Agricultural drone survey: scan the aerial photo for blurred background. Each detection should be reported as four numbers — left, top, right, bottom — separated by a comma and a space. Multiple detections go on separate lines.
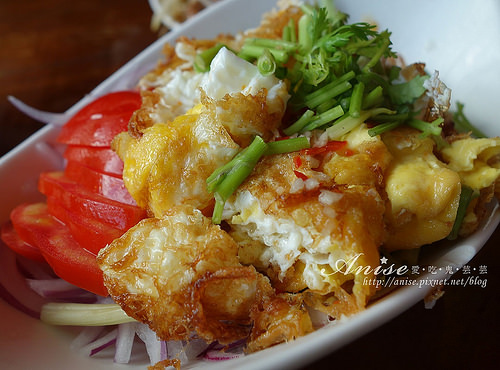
0, 0, 498, 368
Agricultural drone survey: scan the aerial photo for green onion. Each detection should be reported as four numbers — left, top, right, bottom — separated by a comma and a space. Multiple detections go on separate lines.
244, 37, 297, 52
316, 99, 338, 114
194, 43, 226, 73
348, 81, 365, 118
257, 49, 277, 76
326, 107, 395, 139
265, 137, 310, 155
407, 117, 443, 138
304, 80, 352, 109
298, 13, 313, 51
40, 303, 136, 326
237, 44, 290, 64
448, 185, 478, 240
361, 32, 391, 73
301, 104, 344, 132
208, 136, 268, 224
368, 121, 401, 137
283, 18, 297, 43
303, 71, 355, 108
283, 109, 315, 135
453, 102, 486, 138
362, 85, 384, 109
373, 112, 409, 122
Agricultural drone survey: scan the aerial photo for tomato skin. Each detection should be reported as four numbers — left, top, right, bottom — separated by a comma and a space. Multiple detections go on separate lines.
10, 203, 107, 296
57, 91, 141, 147
64, 160, 136, 205
1, 222, 45, 263
63, 146, 124, 176
38, 171, 145, 231
46, 197, 123, 255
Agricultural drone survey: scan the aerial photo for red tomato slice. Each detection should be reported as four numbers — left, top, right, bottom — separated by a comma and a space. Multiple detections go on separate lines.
64, 160, 136, 205
1, 222, 45, 263
38, 171, 146, 231
10, 203, 107, 296
57, 91, 141, 147
63, 146, 124, 176
46, 197, 123, 255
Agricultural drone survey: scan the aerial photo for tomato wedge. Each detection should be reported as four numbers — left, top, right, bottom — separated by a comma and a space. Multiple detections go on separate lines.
57, 91, 141, 147
10, 203, 107, 296
38, 171, 145, 231
1, 222, 45, 263
46, 198, 123, 255
64, 160, 136, 205
63, 146, 124, 176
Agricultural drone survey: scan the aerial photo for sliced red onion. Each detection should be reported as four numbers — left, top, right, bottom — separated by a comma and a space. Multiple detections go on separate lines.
114, 322, 136, 364
183, 338, 210, 361
135, 322, 163, 365
166, 339, 188, 364
7, 95, 67, 125
15, 255, 55, 280
79, 328, 118, 357
307, 306, 333, 329
0, 242, 48, 318
26, 278, 97, 303
71, 326, 105, 351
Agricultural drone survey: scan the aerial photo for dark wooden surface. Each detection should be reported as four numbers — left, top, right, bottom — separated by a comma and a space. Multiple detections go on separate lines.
0, 1, 498, 369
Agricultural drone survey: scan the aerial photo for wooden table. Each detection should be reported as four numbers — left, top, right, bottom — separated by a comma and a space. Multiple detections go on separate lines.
0, 1, 498, 369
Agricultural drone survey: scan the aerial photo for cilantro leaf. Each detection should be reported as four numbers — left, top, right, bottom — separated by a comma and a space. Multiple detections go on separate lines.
387, 74, 429, 105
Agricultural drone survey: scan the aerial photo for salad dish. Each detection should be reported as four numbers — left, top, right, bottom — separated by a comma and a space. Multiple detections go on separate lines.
1, 0, 499, 369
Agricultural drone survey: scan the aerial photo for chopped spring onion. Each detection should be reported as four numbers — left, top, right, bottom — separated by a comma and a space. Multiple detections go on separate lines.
282, 18, 297, 43
194, 43, 227, 72
361, 31, 391, 73
361, 85, 384, 109
348, 81, 365, 118
301, 104, 344, 132
453, 102, 486, 138
303, 71, 355, 108
257, 49, 277, 76
326, 107, 395, 139
368, 121, 401, 137
264, 137, 310, 155
40, 302, 137, 326
283, 109, 315, 135
208, 136, 268, 224
448, 185, 478, 240
407, 117, 444, 139
298, 13, 314, 51
238, 44, 290, 64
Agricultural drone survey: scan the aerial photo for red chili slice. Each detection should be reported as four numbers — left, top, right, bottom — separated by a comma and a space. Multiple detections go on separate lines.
301, 140, 348, 156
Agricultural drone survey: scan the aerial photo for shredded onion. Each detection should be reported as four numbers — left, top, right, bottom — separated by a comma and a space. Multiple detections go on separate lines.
80, 328, 118, 357
135, 322, 165, 365
0, 242, 48, 318
27, 278, 97, 303
7, 95, 66, 125
114, 322, 137, 363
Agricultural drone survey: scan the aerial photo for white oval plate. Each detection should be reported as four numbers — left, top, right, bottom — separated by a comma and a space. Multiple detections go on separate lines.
1, 0, 499, 369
